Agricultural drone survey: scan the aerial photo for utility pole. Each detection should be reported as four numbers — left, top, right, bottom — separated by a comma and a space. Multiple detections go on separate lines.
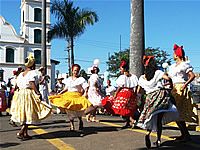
67, 39, 71, 75
41, 0, 47, 74
108, 52, 110, 70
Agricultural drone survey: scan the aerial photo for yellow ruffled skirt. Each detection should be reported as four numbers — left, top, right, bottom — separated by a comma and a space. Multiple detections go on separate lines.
48, 92, 92, 111
171, 83, 197, 122
10, 89, 52, 124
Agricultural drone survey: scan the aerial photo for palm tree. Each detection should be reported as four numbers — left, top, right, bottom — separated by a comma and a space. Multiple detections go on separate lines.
129, 0, 145, 77
48, 0, 98, 73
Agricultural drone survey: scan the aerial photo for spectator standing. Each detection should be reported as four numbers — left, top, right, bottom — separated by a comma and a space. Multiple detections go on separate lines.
38, 67, 50, 104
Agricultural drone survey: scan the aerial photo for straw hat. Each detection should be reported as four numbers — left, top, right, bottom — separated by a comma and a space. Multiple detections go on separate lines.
25, 54, 35, 68
57, 74, 64, 80
38, 66, 45, 71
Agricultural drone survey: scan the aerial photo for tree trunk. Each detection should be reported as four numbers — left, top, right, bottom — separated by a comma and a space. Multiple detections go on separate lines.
129, 0, 145, 78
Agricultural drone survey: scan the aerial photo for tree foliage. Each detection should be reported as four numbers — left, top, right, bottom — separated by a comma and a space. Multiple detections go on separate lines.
48, 0, 98, 68
107, 47, 171, 75
80, 69, 88, 80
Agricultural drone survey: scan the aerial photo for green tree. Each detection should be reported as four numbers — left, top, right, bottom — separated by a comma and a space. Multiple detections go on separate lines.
107, 47, 171, 75
145, 47, 171, 67
107, 49, 129, 76
48, 0, 98, 72
80, 69, 88, 81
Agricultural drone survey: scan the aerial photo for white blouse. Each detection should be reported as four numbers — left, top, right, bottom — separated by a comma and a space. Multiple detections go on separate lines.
64, 77, 89, 92
105, 85, 116, 96
88, 74, 101, 89
116, 74, 138, 88
16, 70, 36, 89
138, 70, 164, 94
168, 61, 193, 84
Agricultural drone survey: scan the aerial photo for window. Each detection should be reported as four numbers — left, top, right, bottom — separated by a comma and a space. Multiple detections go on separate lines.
34, 50, 41, 64
34, 8, 41, 22
6, 48, 14, 63
34, 29, 41, 43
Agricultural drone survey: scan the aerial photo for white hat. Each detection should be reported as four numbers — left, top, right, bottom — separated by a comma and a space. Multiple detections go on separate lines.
57, 74, 64, 80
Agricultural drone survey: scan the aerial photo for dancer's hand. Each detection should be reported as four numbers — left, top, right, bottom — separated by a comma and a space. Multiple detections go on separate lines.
180, 84, 186, 91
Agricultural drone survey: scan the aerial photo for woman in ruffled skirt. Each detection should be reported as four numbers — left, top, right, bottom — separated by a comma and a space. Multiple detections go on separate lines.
48, 64, 92, 131
101, 60, 138, 128
10, 54, 52, 140
86, 66, 104, 122
168, 44, 196, 142
136, 56, 179, 148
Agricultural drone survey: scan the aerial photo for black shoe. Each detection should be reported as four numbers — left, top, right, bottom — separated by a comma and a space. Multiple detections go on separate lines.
21, 136, 32, 141
16, 133, 23, 139
145, 135, 151, 149
9, 120, 18, 127
122, 123, 131, 129
153, 140, 161, 148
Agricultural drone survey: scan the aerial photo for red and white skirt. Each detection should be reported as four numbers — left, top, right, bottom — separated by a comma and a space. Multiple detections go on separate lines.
102, 88, 137, 117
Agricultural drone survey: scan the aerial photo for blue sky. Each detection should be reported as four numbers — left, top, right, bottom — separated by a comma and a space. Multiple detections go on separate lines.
1, 0, 200, 74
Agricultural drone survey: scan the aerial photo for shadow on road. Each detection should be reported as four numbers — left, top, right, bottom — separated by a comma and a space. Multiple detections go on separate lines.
31, 126, 120, 139
82, 126, 121, 136
0, 142, 20, 148
136, 135, 200, 150
32, 130, 83, 139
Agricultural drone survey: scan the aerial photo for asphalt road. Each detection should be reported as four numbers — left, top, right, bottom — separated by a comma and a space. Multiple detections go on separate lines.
0, 113, 200, 150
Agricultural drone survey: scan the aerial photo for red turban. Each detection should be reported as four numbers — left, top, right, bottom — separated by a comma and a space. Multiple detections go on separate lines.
173, 44, 184, 57
143, 55, 155, 66
13, 70, 17, 75
120, 60, 127, 68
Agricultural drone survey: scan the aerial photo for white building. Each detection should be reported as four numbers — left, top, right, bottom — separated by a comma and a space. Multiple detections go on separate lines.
0, 0, 58, 90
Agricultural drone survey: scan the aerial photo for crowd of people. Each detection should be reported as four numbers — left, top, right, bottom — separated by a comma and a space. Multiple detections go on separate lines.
0, 44, 197, 148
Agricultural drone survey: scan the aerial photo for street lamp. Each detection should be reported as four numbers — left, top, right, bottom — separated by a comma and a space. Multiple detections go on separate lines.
0, 68, 4, 82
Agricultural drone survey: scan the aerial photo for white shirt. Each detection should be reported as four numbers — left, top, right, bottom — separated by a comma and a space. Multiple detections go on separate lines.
105, 85, 116, 96
116, 74, 138, 88
138, 70, 164, 94
88, 74, 101, 89
64, 76, 89, 92
168, 61, 193, 84
16, 70, 36, 89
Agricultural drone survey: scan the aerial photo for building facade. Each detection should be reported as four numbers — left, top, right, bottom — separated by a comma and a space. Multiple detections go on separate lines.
0, 0, 58, 90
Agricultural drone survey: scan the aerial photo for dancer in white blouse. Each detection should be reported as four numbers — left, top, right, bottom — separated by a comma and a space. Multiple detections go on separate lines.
168, 44, 196, 142
101, 60, 138, 128
49, 64, 92, 131
10, 54, 51, 140
137, 56, 178, 148
87, 66, 104, 122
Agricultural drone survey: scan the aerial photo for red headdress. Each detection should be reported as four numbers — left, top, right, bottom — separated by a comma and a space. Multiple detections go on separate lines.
120, 60, 127, 68
173, 44, 184, 58
72, 64, 81, 71
143, 55, 155, 66
13, 70, 17, 75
